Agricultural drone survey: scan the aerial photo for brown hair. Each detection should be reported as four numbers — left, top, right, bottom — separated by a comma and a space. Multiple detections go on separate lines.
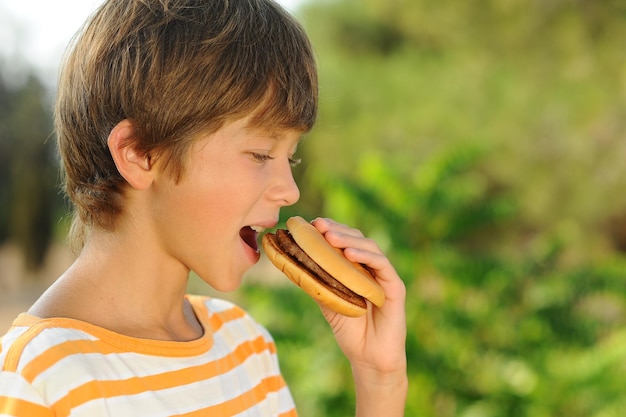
55, 0, 318, 249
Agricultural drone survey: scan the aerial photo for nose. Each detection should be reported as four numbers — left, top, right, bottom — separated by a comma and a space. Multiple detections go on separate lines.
271, 162, 300, 207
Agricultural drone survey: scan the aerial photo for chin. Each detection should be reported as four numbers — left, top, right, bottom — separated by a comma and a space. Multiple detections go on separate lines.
196, 270, 245, 293
212, 280, 243, 293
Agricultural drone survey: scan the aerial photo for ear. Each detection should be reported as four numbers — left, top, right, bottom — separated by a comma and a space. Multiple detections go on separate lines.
107, 119, 153, 190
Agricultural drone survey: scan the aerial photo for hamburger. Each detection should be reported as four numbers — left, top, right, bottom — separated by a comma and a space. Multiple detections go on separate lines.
261, 216, 385, 317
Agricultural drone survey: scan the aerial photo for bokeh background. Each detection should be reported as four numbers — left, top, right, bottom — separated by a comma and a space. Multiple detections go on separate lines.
2, 0, 626, 416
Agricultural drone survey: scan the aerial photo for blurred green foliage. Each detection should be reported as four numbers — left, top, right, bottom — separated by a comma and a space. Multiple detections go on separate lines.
245, 0, 626, 416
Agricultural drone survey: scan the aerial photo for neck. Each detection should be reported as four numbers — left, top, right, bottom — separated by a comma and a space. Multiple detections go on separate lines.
30, 225, 203, 342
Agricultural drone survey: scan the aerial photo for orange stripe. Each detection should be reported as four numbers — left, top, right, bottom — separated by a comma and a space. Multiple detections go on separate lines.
279, 410, 299, 417
0, 396, 55, 417
216, 305, 247, 323
2, 323, 48, 372
21, 339, 122, 383
52, 335, 275, 417
173, 375, 288, 417
207, 305, 247, 332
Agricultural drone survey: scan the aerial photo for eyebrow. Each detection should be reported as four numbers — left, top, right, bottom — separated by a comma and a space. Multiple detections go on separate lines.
243, 127, 305, 145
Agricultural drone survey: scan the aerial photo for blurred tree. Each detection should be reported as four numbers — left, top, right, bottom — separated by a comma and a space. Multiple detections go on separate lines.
0, 65, 61, 270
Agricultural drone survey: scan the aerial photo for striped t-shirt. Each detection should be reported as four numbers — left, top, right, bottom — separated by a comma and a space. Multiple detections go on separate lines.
0, 295, 297, 417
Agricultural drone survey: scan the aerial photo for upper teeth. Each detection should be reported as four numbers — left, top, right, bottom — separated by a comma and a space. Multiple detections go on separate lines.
251, 226, 266, 233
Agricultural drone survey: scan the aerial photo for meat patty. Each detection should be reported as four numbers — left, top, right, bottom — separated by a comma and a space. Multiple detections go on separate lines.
275, 229, 367, 308
276, 229, 367, 308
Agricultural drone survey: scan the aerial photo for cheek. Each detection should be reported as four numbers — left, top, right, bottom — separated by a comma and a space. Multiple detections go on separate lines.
178, 179, 246, 230
163, 158, 260, 228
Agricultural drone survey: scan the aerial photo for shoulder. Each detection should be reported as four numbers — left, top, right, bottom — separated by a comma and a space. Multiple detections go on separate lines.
1, 314, 100, 375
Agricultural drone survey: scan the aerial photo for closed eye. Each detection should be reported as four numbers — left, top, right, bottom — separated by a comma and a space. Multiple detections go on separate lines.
251, 152, 301, 168
250, 152, 274, 163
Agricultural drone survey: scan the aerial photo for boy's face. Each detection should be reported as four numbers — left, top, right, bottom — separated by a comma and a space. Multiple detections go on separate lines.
148, 116, 302, 291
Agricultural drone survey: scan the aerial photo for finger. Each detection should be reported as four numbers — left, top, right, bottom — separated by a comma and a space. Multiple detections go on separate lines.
343, 247, 404, 291
323, 231, 382, 254
311, 217, 364, 238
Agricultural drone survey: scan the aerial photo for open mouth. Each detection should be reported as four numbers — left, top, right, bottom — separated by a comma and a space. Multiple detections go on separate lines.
240, 226, 266, 253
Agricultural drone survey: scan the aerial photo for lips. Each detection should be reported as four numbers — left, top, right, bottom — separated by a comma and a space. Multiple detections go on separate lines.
239, 225, 266, 253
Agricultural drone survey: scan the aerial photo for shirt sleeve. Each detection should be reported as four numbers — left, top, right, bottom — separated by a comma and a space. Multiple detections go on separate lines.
255, 322, 282, 365
0, 371, 54, 417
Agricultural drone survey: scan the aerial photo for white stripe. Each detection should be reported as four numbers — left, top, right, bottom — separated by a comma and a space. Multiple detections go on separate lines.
1, 326, 29, 349
0, 326, 29, 368
205, 298, 240, 313
0, 371, 47, 406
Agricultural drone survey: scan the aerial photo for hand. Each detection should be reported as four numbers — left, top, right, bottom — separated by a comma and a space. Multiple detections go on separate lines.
311, 218, 407, 417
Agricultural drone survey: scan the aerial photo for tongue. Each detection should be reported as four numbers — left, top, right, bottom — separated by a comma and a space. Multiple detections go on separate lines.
240, 227, 259, 252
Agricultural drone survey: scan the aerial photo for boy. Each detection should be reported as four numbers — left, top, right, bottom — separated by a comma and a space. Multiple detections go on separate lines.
0, 0, 407, 416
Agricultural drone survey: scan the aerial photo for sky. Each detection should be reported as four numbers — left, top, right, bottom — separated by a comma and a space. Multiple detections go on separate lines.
0, 0, 304, 88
